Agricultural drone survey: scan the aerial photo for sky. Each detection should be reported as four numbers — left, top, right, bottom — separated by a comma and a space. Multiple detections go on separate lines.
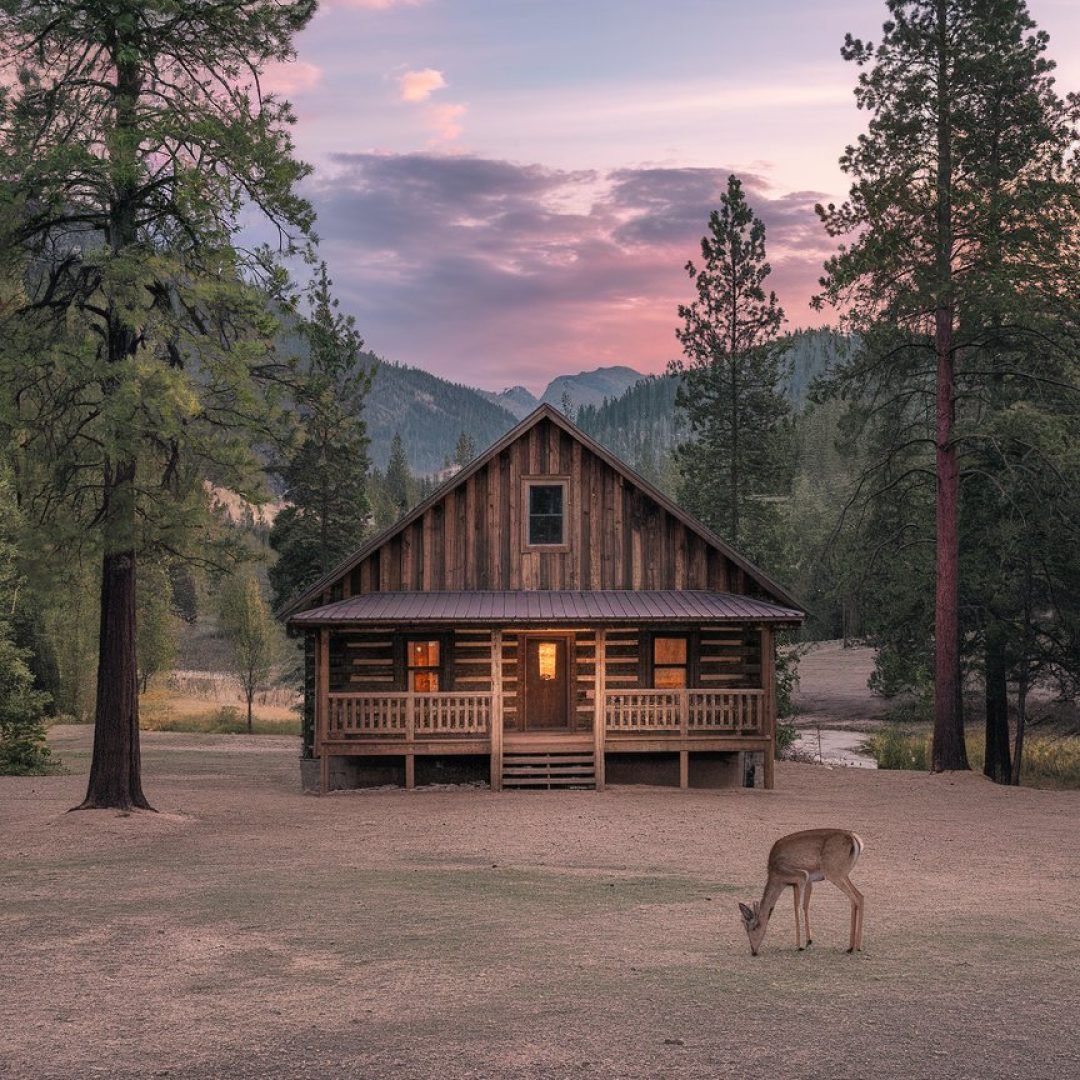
263, 0, 1080, 392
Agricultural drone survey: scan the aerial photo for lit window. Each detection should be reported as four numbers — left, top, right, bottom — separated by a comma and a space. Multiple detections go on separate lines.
538, 641, 558, 681
408, 640, 440, 692
653, 636, 688, 689
527, 483, 565, 546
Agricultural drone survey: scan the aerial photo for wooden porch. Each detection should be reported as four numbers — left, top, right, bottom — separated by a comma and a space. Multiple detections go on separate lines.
313, 626, 778, 792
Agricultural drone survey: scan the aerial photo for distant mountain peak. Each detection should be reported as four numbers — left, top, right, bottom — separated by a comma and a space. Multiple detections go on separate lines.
540, 365, 645, 412
478, 384, 539, 420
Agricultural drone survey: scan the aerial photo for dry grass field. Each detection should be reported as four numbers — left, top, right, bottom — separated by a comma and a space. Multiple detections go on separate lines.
3, 720, 1079, 1080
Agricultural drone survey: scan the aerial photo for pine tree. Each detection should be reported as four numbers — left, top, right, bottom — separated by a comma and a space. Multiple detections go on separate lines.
453, 431, 476, 468
0, 1, 316, 807
385, 433, 413, 518
269, 265, 373, 610
815, 0, 1080, 773
668, 175, 792, 566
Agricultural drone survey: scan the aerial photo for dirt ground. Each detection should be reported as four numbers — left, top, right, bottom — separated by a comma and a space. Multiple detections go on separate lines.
3, 716, 1080, 1080
790, 641, 891, 730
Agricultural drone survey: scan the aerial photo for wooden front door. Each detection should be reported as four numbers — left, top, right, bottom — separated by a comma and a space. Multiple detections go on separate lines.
522, 636, 571, 730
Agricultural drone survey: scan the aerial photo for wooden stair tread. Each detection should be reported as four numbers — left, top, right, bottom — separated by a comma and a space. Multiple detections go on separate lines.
502, 754, 594, 765
503, 766, 596, 777
500, 748, 597, 790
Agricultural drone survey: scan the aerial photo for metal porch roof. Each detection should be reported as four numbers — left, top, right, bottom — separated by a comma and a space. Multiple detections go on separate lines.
287, 590, 805, 627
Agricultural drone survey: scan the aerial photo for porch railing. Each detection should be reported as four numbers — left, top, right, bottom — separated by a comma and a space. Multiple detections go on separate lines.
327, 692, 492, 738
604, 688, 765, 735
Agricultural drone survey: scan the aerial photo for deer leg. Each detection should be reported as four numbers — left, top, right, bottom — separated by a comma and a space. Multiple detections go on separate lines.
833, 876, 864, 952
793, 873, 812, 949
802, 881, 814, 946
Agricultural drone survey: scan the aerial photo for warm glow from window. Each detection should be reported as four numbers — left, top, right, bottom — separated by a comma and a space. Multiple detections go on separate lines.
654, 666, 686, 689
411, 670, 439, 692
654, 637, 687, 665
411, 641, 440, 667
538, 641, 558, 680
653, 636, 688, 688
408, 640, 441, 692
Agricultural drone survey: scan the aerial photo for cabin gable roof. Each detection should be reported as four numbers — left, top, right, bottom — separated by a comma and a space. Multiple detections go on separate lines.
277, 403, 802, 618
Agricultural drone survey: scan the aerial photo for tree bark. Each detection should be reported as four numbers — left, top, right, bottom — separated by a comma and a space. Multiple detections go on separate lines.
983, 627, 1011, 783
1011, 667, 1027, 786
931, 318, 967, 769
74, 460, 153, 811
930, 0, 968, 772
73, 37, 155, 810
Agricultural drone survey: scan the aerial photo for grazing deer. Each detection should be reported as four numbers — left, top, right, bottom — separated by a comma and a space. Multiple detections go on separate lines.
739, 829, 864, 955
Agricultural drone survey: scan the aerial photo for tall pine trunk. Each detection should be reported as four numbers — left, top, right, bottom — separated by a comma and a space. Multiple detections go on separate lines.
75, 460, 152, 810
983, 627, 1012, 783
930, 0, 968, 772
74, 42, 154, 810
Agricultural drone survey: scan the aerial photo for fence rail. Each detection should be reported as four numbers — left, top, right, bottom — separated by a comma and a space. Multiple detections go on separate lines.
327, 692, 492, 737
325, 689, 764, 740
604, 689, 764, 734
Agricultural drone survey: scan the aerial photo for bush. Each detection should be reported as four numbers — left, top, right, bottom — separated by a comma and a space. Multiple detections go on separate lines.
0, 636, 56, 775
868, 644, 931, 700
775, 640, 803, 718
775, 719, 798, 759
0, 716, 55, 775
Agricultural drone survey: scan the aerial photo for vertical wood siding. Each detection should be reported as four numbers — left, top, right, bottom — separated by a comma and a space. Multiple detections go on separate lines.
336, 418, 757, 597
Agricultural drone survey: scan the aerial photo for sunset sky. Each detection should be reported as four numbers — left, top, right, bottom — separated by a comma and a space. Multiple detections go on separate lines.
267, 0, 1080, 392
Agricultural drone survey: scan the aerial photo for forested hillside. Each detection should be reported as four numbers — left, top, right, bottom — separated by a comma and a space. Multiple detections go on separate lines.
573, 330, 845, 489
365, 359, 518, 472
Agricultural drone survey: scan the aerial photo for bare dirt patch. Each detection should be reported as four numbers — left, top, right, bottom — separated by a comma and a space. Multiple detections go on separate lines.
790, 641, 890, 730
4, 724, 1079, 1079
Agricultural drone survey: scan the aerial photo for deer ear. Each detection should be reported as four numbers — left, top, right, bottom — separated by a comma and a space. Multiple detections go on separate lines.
738, 903, 755, 924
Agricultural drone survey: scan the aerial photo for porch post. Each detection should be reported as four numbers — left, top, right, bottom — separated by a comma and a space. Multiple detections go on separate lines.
405, 690, 416, 789
317, 627, 329, 794
594, 628, 606, 791
761, 626, 776, 790
490, 628, 504, 792
679, 688, 689, 788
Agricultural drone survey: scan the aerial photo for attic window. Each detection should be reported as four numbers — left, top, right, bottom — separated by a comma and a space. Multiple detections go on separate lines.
525, 480, 568, 547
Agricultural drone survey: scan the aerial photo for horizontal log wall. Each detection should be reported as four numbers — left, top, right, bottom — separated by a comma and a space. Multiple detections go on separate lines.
340, 417, 755, 596
698, 629, 762, 688
329, 630, 395, 693
326, 624, 762, 709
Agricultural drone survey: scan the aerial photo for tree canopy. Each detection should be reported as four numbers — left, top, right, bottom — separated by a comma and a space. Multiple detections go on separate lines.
0, 0, 318, 808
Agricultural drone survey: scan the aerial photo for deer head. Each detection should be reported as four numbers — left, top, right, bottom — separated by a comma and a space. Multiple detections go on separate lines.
739, 900, 767, 956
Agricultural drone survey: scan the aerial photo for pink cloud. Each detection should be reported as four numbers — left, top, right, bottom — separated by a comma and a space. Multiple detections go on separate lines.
425, 102, 467, 145
323, 0, 427, 9
399, 67, 448, 103
262, 59, 322, 95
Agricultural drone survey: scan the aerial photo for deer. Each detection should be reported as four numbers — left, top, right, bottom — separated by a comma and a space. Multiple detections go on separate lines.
738, 829, 864, 956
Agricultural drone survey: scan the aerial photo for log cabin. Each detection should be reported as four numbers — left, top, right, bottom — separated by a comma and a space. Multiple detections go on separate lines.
279, 404, 804, 792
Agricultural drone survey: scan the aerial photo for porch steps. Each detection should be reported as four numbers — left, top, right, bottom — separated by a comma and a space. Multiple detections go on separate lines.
501, 751, 596, 790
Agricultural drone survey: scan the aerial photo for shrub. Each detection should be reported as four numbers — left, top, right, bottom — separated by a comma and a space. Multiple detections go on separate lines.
0, 636, 55, 775
868, 644, 931, 700
775, 719, 799, 759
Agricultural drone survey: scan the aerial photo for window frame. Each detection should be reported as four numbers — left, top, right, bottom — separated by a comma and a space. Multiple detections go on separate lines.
522, 476, 571, 551
644, 631, 698, 690
397, 633, 453, 693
